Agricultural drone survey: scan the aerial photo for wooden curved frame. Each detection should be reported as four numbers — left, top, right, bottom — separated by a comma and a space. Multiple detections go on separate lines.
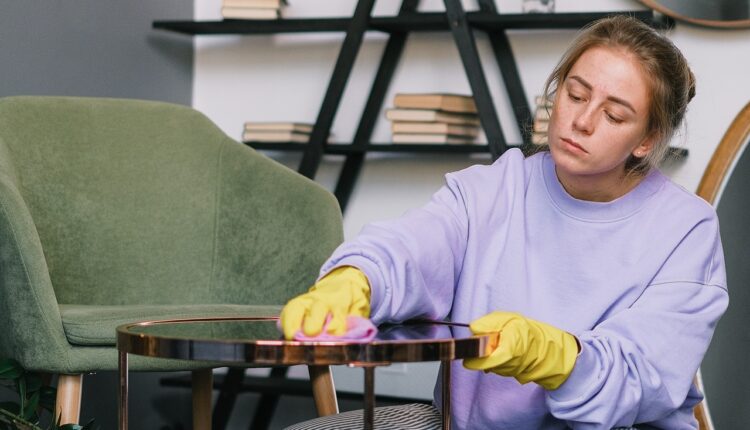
639, 0, 750, 28
691, 101, 750, 430
697, 102, 750, 204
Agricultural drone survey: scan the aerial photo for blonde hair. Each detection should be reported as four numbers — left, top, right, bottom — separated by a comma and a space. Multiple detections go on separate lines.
541, 15, 696, 174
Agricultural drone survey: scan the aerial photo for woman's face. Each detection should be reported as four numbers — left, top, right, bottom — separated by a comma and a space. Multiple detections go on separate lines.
548, 45, 655, 200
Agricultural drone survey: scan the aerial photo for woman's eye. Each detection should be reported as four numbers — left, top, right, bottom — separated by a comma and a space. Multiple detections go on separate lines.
605, 112, 624, 124
568, 94, 583, 102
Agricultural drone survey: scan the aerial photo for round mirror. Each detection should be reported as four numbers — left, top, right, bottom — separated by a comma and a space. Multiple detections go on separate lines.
639, 0, 750, 28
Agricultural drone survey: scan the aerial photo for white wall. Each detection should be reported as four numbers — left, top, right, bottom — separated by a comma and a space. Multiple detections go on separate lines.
193, 0, 750, 398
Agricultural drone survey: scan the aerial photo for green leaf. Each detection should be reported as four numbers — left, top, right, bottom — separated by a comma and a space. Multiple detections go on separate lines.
21, 391, 39, 422
0, 360, 23, 381
16, 378, 26, 417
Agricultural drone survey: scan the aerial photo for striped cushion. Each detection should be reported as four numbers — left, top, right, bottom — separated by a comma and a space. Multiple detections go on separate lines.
284, 403, 442, 430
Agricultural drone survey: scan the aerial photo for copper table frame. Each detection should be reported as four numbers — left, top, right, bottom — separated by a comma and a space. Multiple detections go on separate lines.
116, 317, 495, 430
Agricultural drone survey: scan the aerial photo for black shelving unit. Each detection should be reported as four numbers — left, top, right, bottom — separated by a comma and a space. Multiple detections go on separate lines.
152, 4, 674, 428
154, 2, 673, 213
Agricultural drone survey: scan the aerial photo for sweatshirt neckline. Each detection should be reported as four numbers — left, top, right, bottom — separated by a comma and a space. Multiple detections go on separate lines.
541, 152, 665, 222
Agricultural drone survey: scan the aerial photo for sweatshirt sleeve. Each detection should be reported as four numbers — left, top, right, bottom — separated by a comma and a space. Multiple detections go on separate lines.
320, 173, 470, 324
546, 215, 729, 428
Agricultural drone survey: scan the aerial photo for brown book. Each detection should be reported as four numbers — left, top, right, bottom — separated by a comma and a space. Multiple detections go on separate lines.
244, 122, 314, 133
385, 109, 480, 126
391, 121, 479, 137
243, 130, 310, 143
392, 133, 475, 144
221, 6, 279, 19
393, 93, 477, 114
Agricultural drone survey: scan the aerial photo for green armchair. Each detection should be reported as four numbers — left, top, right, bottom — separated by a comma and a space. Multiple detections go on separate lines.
0, 96, 343, 425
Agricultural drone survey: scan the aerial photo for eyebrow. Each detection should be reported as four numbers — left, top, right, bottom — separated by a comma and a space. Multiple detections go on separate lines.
568, 75, 637, 114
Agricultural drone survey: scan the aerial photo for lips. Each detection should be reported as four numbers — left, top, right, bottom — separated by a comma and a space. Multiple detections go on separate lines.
561, 138, 587, 154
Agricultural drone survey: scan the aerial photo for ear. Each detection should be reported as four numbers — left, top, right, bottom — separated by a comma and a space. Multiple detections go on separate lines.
632, 132, 657, 158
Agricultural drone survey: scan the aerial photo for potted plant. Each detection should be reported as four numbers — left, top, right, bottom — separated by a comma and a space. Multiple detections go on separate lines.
0, 358, 95, 430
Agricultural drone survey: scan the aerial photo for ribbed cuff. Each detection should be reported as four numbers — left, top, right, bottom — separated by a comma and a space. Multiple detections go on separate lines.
548, 340, 598, 402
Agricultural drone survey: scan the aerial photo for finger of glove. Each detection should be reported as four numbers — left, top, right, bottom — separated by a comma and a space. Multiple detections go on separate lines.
469, 311, 520, 335
325, 310, 349, 336
463, 327, 520, 373
280, 297, 312, 340
302, 300, 331, 337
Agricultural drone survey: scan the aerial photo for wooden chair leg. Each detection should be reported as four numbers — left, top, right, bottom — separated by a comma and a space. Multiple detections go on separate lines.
308, 365, 338, 416
55, 374, 83, 424
193, 369, 214, 430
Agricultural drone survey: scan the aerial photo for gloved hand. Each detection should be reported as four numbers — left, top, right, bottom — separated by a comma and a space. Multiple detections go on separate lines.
280, 266, 371, 340
463, 311, 579, 390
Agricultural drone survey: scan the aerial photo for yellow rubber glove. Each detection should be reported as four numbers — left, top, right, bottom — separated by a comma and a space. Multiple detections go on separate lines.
280, 266, 371, 340
463, 311, 579, 390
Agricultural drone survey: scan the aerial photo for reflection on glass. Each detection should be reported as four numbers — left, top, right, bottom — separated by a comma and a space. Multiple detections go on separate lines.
128, 319, 480, 343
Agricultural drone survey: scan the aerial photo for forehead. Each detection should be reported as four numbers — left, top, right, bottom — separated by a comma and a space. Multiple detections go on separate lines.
567, 46, 651, 109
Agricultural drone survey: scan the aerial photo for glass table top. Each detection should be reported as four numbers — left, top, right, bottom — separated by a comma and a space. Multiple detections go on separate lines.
117, 317, 494, 365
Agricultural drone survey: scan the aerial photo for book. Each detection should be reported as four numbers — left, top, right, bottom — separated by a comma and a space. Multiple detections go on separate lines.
221, 7, 280, 19
222, 0, 286, 8
393, 93, 478, 114
244, 122, 314, 133
391, 121, 478, 137
531, 132, 548, 145
243, 130, 310, 143
532, 119, 548, 132
385, 109, 480, 126
534, 107, 551, 121
392, 133, 475, 144
534, 95, 553, 108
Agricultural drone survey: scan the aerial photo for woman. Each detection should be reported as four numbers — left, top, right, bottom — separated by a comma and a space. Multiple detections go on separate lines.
282, 15, 728, 429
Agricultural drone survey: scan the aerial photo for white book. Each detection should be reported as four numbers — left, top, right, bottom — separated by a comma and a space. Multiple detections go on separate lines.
385, 108, 480, 126
244, 122, 314, 133
243, 130, 310, 143
222, 7, 279, 20
534, 95, 554, 108
222, 0, 285, 9
535, 108, 551, 121
392, 133, 475, 144
531, 132, 548, 145
391, 121, 479, 137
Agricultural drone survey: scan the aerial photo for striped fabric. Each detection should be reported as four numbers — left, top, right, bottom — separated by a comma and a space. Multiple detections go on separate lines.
284, 403, 442, 430
284, 402, 642, 430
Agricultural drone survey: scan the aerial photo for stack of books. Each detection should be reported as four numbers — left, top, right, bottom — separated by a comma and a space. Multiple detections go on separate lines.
221, 0, 286, 20
385, 93, 481, 144
531, 95, 552, 145
242, 122, 313, 143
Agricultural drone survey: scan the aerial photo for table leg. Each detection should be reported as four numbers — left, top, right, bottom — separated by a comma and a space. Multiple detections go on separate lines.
118, 350, 128, 430
308, 365, 339, 416
442, 360, 451, 430
364, 366, 375, 430
192, 369, 213, 430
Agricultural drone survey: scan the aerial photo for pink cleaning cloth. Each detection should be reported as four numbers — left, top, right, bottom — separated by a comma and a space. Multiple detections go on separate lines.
280, 315, 378, 343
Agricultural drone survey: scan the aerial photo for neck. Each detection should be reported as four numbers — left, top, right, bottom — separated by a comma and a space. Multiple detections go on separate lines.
555, 167, 644, 202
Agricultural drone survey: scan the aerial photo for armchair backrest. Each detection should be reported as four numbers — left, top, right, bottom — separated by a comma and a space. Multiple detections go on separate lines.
0, 96, 342, 307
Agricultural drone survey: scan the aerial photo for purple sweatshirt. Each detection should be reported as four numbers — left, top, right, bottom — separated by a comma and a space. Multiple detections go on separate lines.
321, 149, 728, 429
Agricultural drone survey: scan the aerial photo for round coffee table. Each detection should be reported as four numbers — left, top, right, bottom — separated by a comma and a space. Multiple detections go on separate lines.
117, 317, 495, 430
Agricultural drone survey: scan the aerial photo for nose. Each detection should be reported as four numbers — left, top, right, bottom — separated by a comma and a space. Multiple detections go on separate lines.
572, 106, 595, 135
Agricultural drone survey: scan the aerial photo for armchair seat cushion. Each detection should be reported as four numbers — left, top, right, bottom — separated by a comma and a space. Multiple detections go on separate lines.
60, 304, 282, 346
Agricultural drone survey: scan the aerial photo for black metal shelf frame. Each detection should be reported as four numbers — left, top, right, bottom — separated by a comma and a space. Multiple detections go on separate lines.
154, 4, 672, 212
